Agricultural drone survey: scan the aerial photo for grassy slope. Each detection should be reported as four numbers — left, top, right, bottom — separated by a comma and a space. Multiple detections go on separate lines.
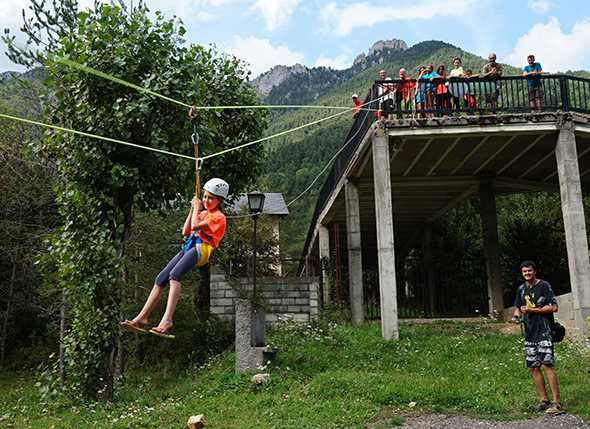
262, 41, 522, 262
2, 321, 589, 428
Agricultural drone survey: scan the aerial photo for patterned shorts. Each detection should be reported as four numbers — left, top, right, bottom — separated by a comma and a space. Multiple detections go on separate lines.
524, 340, 554, 368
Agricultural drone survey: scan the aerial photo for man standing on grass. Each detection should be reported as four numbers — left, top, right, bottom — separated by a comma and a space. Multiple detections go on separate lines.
512, 260, 563, 414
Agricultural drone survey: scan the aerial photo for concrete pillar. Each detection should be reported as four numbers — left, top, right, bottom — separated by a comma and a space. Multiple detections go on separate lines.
372, 129, 399, 340
479, 179, 504, 318
345, 180, 364, 325
422, 224, 436, 316
318, 224, 331, 306
235, 299, 264, 373
555, 121, 590, 334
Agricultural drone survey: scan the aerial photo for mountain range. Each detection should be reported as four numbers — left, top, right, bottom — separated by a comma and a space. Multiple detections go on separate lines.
3, 39, 590, 269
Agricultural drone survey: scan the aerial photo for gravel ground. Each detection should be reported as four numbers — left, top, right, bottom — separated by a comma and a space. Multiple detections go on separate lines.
396, 412, 589, 429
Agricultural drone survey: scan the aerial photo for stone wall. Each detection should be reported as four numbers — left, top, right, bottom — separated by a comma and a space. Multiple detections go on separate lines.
210, 268, 319, 323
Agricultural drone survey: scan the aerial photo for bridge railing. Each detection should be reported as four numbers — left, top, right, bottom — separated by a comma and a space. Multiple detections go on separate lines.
372, 74, 590, 116
298, 74, 590, 275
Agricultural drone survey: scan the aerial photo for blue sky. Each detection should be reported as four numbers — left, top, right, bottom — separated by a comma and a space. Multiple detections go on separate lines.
1, 0, 590, 76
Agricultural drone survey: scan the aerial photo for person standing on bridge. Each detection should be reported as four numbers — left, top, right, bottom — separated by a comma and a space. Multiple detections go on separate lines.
512, 260, 563, 415
377, 69, 395, 120
395, 68, 415, 119
523, 54, 544, 111
481, 53, 503, 112
448, 57, 465, 111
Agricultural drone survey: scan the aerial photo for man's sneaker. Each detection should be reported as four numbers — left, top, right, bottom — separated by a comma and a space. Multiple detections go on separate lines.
537, 400, 551, 411
545, 402, 564, 415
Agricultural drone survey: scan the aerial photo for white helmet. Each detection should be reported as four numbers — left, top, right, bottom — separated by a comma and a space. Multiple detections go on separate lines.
203, 178, 229, 199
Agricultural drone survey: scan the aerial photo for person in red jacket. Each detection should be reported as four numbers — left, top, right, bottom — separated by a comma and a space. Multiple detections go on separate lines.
352, 94, 363, 118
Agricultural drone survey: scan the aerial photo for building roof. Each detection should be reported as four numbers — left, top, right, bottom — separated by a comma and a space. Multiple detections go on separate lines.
230, 192, 289, 216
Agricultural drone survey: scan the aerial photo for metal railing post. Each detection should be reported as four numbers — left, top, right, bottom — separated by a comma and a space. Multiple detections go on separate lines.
559, 76, 570, 112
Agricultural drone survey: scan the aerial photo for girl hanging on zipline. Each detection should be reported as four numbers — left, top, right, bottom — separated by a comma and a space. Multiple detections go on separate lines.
121, 178, 229, 339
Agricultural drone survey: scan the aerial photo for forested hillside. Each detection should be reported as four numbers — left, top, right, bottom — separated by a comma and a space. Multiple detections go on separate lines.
259, 40, 522, 263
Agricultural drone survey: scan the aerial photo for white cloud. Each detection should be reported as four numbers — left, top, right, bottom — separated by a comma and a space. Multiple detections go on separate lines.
505, 17, 590, 72
225, 36, 304, 77
251, 0, 300, 31
320, 0, 477, 36
314, 53, 351, 70
527, 0, 553, 13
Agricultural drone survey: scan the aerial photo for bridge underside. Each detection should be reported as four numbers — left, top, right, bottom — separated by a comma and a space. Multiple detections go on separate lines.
305, 112, 590, 337
324, 118, 590, 255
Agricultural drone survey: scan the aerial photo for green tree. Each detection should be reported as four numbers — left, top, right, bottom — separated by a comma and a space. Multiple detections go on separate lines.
5, 1, 267, 399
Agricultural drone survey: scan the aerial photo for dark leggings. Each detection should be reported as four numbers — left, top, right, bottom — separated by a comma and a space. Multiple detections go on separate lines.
155, 247, 201, 287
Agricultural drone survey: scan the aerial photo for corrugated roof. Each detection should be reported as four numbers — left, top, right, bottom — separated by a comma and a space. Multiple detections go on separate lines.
229, 193, 289, 216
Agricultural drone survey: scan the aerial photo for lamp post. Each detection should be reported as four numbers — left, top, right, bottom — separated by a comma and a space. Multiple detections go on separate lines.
247, 192, 266, 347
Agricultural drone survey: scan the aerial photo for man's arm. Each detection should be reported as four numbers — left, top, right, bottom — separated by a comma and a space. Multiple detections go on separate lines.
520, 304, 558, 315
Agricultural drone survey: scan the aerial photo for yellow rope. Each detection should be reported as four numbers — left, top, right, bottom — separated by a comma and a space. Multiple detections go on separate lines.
0, 113, 196, 160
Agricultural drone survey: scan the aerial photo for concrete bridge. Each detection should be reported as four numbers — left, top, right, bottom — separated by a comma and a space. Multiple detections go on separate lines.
299, 75, 590, 339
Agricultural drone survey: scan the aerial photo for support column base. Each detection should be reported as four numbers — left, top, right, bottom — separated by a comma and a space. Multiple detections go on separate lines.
235, 299, 265, 373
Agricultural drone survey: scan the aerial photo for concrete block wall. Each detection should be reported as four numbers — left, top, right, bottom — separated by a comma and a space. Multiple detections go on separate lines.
210, 267, 319, 323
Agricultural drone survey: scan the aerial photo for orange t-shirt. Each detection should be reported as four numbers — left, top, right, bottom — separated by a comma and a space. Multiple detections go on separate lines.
196, 209, 226, 248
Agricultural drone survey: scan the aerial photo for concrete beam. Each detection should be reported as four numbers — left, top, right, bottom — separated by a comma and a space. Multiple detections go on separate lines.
494, 177, 559, 193
318, 224, 331, 307
426, 185, 478, 223
450, 137, 490, 175
387, 123, 557, 138
473, 135, 517, 175
555, 120, 590, 334
372, 127, 400, 340
479, 179, 505, 317
402, 138, 433, 176
497, 135, 545, 175
345, 180, 364, 326
427, 137, 461, 176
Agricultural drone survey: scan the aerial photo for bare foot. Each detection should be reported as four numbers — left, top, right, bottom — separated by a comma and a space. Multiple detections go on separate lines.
152, 319, 173, 334
120, 318, 150, 335
130, 317, 149, 328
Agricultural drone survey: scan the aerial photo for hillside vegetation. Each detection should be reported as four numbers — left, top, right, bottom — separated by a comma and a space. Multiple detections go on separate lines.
259, 40, 522, 262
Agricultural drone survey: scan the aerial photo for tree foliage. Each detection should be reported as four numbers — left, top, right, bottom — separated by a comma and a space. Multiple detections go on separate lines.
0, 99, 57, 368
5, 1, 267, 399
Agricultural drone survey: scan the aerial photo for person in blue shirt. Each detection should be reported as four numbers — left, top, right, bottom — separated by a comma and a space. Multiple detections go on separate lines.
523, 55, 544, 110
421, 64, 440, 117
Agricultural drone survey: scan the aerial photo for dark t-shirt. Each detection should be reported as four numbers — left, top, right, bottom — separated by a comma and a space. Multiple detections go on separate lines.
514, 279, 557, 342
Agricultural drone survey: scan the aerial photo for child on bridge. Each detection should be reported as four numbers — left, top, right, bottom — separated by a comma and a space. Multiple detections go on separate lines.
121, 178, 228, 338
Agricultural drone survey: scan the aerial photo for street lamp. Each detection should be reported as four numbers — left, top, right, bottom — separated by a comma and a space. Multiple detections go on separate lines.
247, 192, 265, 347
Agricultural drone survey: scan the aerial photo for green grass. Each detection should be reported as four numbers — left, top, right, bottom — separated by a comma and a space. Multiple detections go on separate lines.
1, 320, 589, 428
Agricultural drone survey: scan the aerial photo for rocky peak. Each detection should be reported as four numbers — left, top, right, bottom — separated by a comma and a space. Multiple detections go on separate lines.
369, 39, 407, 56
251, 64, 309, 97
0, 71, 20, 83
352, 39, 408, 71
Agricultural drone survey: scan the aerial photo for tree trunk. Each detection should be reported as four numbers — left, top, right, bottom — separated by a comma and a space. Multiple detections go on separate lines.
59, 288, 67, 383
114, 203, 133, 383
103, 199, 133, 401
0, 259, 17, 368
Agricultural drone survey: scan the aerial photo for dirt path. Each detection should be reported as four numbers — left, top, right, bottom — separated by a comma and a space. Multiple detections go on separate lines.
396, 412, 589, 429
